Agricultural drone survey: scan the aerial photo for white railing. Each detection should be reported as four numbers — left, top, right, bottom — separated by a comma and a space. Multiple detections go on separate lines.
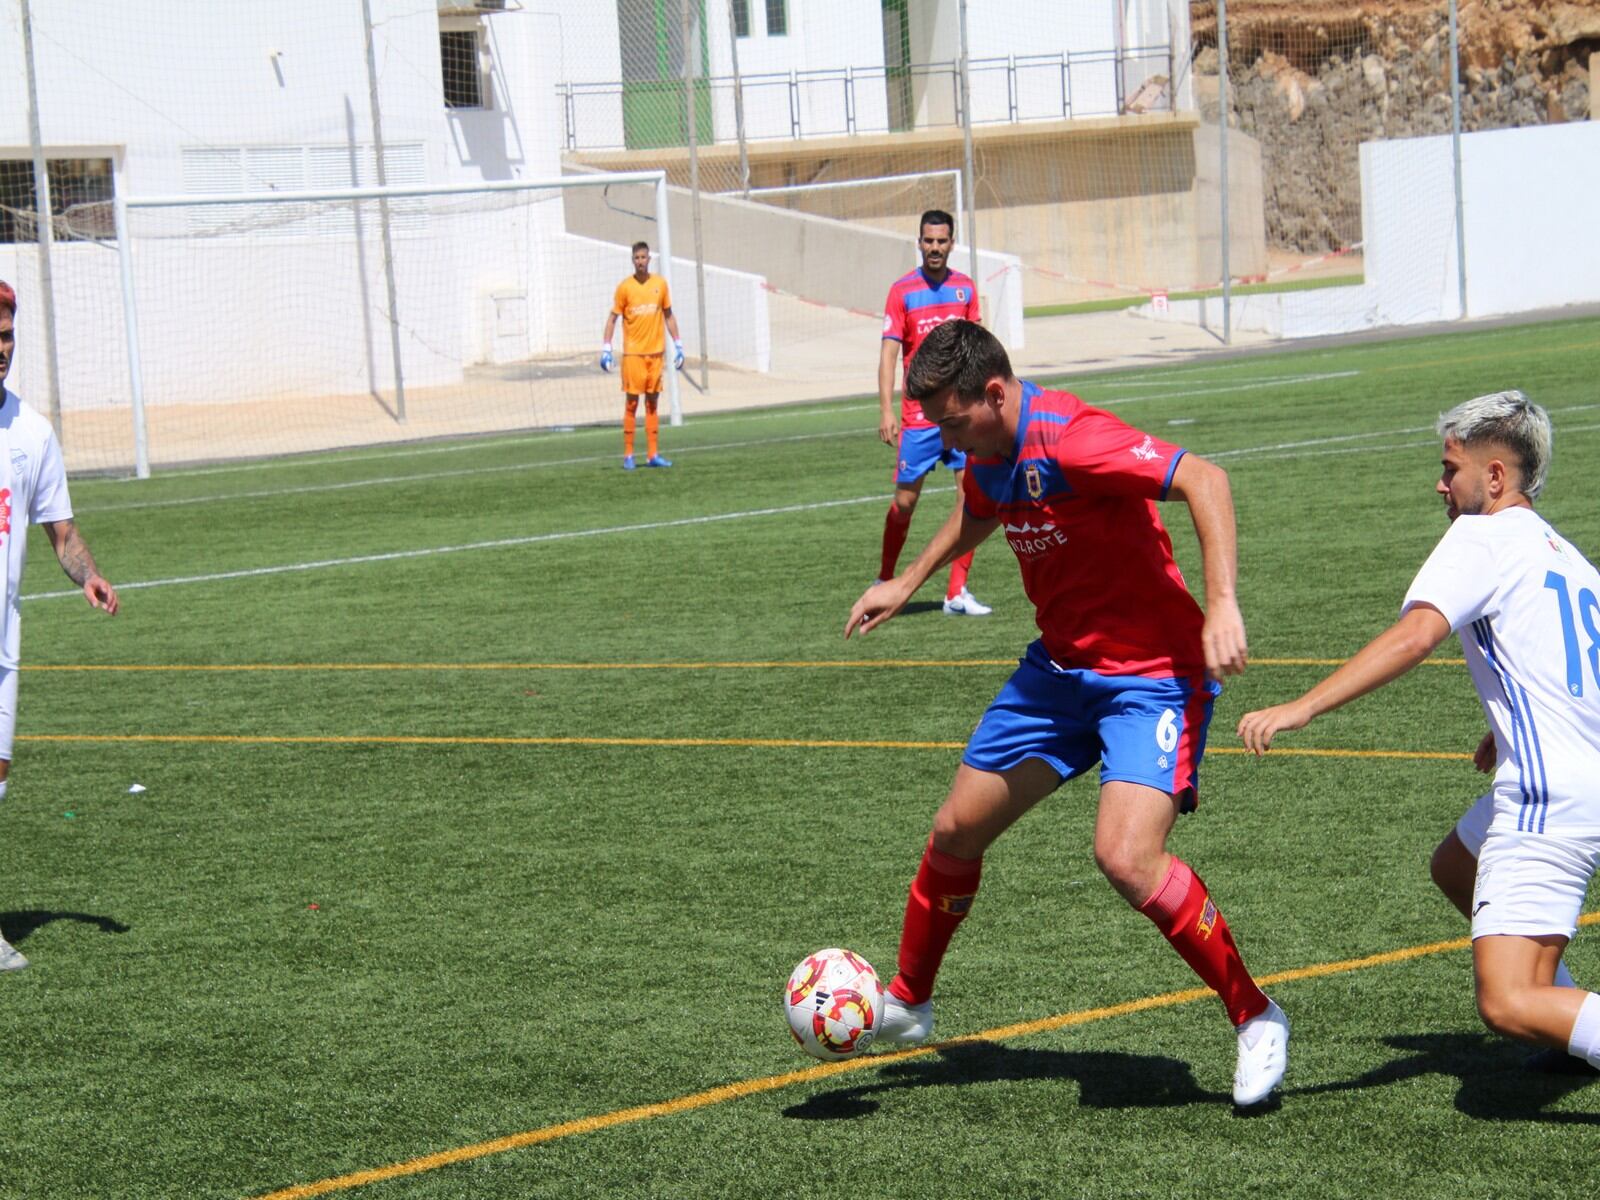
559, 46, 1176, 151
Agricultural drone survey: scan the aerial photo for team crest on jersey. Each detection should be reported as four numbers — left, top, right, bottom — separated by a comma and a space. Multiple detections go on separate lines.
1024, 463, 1044, 499
1546, 530, 1568, 559
9, 450, 26, 474
955, 289, 967, 302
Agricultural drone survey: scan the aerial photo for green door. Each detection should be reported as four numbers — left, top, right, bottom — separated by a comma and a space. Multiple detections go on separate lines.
619, 0, 713, 150
882, 0, 913, 132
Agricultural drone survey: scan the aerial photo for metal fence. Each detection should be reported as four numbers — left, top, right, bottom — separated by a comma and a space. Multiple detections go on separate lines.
560, 46, 1177, 151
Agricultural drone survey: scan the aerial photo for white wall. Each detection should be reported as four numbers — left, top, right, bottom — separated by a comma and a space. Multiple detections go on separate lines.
538, 233, 771, 372
1140, 121, 1600, 339
547, 1, 1184, 149
708, 0, 889, 141
0, 0, 590, 418
1460, 122, 1600, 317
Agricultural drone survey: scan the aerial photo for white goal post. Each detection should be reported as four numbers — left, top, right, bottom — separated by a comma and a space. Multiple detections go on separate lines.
109, 172, 676, 478
726, 170, 965, 246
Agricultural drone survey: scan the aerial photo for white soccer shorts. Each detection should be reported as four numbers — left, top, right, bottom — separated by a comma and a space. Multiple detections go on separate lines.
0, 665, 15, 764
1454, 792, 1495, 857
1471, 826, 1600, 941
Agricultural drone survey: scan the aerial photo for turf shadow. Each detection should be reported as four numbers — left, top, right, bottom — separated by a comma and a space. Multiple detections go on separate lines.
782, 1040, 1224, 1120
1292, 1032, 1600, 1124
0, 909, 132, 945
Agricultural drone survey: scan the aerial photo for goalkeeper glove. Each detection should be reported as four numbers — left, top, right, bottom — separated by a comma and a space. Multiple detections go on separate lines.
599, 343, 614, 372
673, 339, 685, 370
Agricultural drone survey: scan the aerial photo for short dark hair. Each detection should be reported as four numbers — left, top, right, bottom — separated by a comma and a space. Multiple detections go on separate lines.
631, 240, 650, 254
905, 320, 1012, 404
918, 210, 955, 238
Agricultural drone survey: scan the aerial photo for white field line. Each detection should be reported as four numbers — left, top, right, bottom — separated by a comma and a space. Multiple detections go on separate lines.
80, 399, 885, 487
77, 374, 1366, 515
77, 428, 865, 515
22, 487, 955, 602
40, 411, 1600, 603
1094, 367, 1348, 389
1097, 371, 1359, 405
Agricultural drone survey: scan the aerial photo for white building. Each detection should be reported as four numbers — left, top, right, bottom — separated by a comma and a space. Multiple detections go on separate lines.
555, 0, 1191, 152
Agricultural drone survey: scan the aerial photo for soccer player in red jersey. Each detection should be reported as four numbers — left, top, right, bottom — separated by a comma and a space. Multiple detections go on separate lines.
876, 210, 990, 616
846, 320, 1288, 1107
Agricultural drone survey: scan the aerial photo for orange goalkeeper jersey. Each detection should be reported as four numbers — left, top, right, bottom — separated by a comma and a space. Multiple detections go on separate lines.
612, 274, 672, 356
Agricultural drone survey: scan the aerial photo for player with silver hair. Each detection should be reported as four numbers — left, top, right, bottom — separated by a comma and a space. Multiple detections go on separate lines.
1240, 388, 1600, 1075
1435, 388, 1551, 500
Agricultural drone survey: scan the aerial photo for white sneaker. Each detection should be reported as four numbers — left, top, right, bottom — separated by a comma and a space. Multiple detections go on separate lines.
1233, 999, 1289, 1106
942, 588, 992, 616
877, 993, 935, 1048
0, 934, 28, 972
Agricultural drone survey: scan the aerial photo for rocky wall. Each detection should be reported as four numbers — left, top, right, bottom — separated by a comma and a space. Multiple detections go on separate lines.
1190, 0, 1597, 251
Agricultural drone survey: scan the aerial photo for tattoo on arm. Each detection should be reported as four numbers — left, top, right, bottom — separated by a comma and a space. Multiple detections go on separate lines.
55, 523, 100, 587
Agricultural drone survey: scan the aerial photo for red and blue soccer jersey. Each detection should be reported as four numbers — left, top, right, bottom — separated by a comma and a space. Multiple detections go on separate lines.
882, 267, 981, 429
963, 383, 1207, 678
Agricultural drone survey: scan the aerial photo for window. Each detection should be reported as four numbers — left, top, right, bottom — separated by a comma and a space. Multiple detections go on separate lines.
0, 158, 115, 244
440, 27, 487, 109
731, 0, 750, 37
765, 0, 787, 36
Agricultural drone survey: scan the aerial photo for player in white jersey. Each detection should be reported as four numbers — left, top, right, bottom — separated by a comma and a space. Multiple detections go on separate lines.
0, 281, 120, 972
1237, 390, 1600, 1072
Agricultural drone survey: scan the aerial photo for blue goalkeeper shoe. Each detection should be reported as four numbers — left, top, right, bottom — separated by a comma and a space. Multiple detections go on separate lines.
622, 455, 637, 471
645, 455, 673, 468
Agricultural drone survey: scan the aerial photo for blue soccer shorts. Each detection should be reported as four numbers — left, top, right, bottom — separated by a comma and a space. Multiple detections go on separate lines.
896, 425, 967, 485
963, 640, 1221, 811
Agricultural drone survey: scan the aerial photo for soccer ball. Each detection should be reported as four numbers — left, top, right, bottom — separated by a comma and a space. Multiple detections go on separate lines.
784, 947, 884, 1061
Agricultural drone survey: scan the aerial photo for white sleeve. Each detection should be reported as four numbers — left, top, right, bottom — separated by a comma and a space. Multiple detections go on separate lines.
29, 428, 73, 524
1401, 519, 1496, 632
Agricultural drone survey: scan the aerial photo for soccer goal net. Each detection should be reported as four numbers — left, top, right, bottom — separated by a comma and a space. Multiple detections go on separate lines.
54, 172, 713, 475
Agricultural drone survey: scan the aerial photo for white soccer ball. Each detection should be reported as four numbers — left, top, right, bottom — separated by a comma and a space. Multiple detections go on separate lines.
784, 947, 884, 1061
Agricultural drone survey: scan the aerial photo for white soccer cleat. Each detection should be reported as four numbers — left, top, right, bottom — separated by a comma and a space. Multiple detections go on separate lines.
0, 934, 28, 972
1233, 999, 1289, 1106
877, 993, 935, 1048
942, 588, 992, 617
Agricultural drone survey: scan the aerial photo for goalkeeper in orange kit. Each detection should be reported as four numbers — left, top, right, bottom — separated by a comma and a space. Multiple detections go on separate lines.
601, 241, 684, 470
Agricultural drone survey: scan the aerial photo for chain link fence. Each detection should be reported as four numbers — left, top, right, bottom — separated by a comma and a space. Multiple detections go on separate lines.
1, 0, 1595, 473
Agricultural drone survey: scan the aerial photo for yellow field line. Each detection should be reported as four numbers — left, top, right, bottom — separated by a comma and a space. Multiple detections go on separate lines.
18, 732, 1472, 760
23, 657, 1465, 672
249, 910, 1600, 1200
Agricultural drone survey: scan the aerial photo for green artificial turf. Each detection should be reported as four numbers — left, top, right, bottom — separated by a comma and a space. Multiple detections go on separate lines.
2, 315, 1598, 1198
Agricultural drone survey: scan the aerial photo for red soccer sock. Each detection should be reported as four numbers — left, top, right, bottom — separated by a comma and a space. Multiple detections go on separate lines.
879, 506, 913, 581
890, 840, 983, 1005
1138, 856, 1269, 1026
623, 399, 639, 457
645, 405, 660, 458
946, 550, 974, 600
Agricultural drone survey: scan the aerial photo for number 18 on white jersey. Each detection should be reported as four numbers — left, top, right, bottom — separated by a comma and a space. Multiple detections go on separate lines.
1403, 506, 1600, 836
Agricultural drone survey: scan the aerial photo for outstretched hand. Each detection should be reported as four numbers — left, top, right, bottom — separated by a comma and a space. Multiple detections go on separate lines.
845, 579, 911, 640
1236, 701, 1311, 756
